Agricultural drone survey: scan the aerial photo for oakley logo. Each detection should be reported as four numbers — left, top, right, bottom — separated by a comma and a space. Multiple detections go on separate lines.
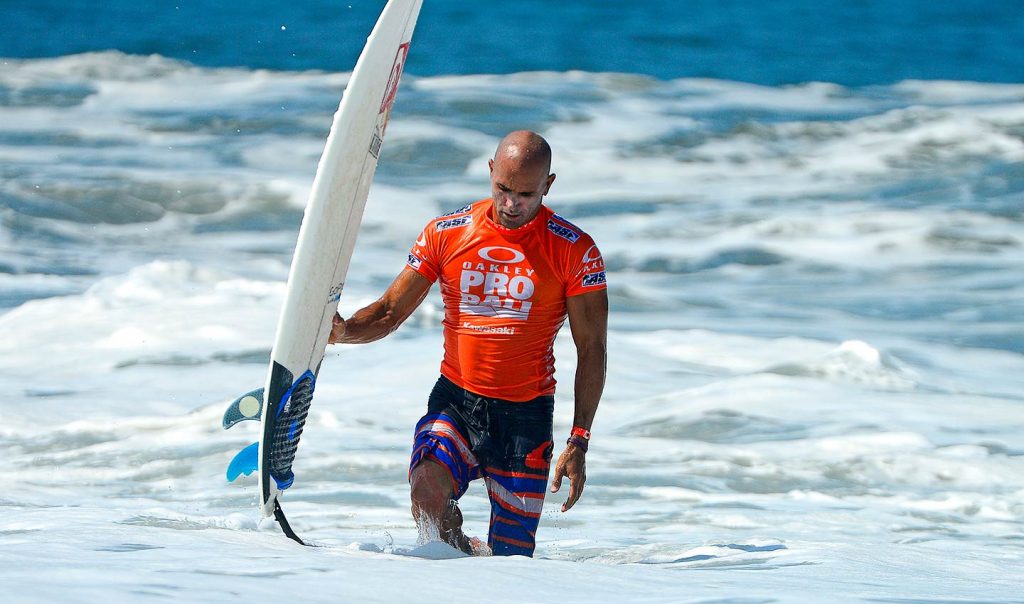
477, 246, 525, 264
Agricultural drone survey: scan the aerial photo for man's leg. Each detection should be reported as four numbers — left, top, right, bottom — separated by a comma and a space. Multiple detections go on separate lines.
409, 404, 484, 553
483, 397, 554, 557
484, 467, 548, 556
409, 456, 472, 552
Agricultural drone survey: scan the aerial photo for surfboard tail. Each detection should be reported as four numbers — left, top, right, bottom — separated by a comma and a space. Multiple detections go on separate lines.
257, 362, 317, 518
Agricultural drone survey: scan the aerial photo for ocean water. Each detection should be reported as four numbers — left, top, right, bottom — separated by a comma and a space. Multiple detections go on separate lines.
5, 0, 1024, 85
2, 1, 1024, 602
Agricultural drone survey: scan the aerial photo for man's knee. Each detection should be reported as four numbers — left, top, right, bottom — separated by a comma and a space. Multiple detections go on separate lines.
410, 457, 454, 515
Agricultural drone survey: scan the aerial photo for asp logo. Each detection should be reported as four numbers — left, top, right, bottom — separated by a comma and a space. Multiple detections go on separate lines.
439, 204, 472, 217
547, 219, 580, 243
436, 216, 472, 231
582, 271, 606, 287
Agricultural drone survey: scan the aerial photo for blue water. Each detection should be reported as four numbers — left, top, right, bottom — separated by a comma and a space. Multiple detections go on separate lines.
5, 0, 1023, 85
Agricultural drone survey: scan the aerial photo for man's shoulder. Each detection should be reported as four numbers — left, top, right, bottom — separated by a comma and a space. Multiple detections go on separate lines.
435, 201, 478, 219
542, 208, 593, 246
427, 200, 485, 234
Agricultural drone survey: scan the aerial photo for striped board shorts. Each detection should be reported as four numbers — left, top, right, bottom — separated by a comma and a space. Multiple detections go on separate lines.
410, 375, 554, 557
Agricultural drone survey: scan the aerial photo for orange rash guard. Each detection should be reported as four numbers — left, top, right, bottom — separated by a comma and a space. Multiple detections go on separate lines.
405, 199, 607, 402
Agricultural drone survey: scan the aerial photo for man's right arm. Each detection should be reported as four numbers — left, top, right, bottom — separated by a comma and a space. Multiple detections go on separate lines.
329, 268, 433, 344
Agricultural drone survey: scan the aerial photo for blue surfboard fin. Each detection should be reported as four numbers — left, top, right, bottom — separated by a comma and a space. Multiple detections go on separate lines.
222, 388, 265, 430
226, 442, 259, 481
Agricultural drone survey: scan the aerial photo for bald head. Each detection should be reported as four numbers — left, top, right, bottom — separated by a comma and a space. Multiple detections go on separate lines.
493, 130, 552, 175
488, 130, 556, 229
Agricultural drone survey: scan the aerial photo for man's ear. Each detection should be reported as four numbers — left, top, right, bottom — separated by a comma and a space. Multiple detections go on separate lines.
544, 173, 556, 195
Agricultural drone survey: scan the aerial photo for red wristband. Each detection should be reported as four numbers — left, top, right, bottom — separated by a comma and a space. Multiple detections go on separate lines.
571, 426, 591, 440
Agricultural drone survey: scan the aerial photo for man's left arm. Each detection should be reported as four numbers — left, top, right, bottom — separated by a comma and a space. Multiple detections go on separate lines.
550, 288, 608, 512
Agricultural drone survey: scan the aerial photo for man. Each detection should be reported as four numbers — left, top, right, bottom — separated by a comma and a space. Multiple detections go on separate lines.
329, 130, 607, 557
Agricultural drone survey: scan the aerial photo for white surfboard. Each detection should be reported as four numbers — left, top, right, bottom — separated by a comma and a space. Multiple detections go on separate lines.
224, 0, 423, 544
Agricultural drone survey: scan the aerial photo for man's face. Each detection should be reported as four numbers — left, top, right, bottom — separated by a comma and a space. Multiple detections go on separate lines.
488, 154, 555, 229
